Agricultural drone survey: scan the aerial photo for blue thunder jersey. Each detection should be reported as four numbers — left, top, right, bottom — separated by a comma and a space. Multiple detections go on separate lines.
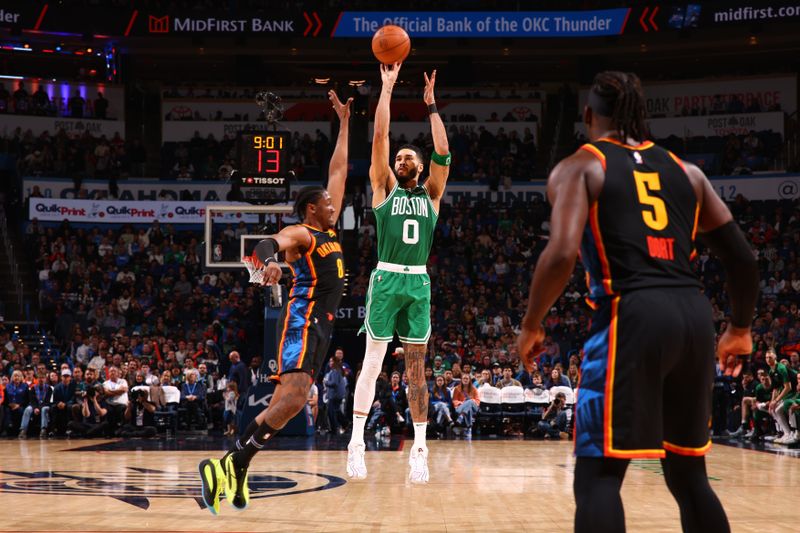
579, 138, 702, 306
285, 224, 346, 317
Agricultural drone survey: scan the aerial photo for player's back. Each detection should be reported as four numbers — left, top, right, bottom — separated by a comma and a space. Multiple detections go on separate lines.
579, 137, 701, 303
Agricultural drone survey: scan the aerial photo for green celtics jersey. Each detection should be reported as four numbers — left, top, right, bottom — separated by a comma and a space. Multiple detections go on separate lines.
373, 182, 438, 266
755, 383, 772, 403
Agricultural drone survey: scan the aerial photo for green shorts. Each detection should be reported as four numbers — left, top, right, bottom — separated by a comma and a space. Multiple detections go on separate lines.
359, 265, 431, 344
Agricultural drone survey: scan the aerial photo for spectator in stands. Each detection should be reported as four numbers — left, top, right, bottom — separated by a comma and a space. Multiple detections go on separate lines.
68, 90, 85, 118
20, 372, 53, 439
477, 368, 493, 387
181, 370, 206, 430
495, 364, 522, 389
452, 373, 480, 435
13, 82, 29, 113
223, 381, 238, 436
430, 375, 455, 431
95, 92, 109, 119
546, 367, 571, 389
307, 382, 319, 426
535, 391, 569, 439
226, 351, 250, 400
51, 369, 75, 436
102, 366, 128, 433
32, 86, 50, 115
4, 370, 28, 436
323, 358, 348, 435
366, 372, 392, 434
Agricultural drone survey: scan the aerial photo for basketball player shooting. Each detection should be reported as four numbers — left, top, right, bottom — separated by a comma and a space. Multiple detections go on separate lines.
516, 71, 758, 533
198, 90, 352, 515
346, 62, 451, 483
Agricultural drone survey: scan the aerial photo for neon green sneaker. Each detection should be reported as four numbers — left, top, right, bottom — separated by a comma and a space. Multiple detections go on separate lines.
198, 459, 225, 515
222, 453, 250, 510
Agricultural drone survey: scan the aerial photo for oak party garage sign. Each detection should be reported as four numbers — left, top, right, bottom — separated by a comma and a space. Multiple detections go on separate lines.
0, 467, 345, 510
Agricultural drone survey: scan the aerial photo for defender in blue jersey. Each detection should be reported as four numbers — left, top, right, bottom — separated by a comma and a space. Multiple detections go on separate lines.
198, 91, 352, 515
517, 72, 757, 533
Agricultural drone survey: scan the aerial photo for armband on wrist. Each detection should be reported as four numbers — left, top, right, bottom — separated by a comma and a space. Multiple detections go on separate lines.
427, 103, 438, 115
253, 238, 279, 267
430, 151, 451, 166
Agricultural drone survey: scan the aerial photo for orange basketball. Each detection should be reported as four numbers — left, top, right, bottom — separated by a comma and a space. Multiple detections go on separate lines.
372, 25, 411, 65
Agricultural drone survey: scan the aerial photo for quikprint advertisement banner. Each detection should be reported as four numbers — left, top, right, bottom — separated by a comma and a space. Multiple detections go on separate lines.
28, 198, 259, 224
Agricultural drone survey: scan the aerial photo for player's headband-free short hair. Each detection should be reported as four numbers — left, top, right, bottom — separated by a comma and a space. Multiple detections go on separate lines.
396, 144, 425, 164
294, 186, 327, 218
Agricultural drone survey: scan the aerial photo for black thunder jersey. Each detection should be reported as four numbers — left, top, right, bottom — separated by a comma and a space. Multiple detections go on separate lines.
579, 138, 702, 305
286, 224, 346, 317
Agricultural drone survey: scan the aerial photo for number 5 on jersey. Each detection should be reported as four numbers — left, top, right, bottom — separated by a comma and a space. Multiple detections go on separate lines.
634, 171, 668, 231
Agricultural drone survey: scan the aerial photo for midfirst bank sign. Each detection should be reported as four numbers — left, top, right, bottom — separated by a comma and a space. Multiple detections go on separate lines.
148, 14, 294, 33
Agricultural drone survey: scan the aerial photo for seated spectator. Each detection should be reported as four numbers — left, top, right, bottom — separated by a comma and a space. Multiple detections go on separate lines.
565, 364, 580, 389
545, 367, 571, 389
495, 364, 522, 389
452, 374, 480, 436
516, 361, 540, 388
430, 375, 455, 431
534, 391, 569, 439
477, 368, 494, 387
180, 370, 206, 430
103, 366, 129, 433
51, 369, 76, 436
4, 371, 28, 436
20, 373, 53, 439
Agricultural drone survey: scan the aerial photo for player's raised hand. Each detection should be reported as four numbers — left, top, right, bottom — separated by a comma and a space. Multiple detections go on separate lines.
517, 324, 545, 374
261, 261, 283, 286
328, 90, 353, 122
423, 70, 437, 105
380, 62, 402, 86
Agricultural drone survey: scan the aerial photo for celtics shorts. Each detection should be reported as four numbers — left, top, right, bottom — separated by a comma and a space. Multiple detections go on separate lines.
359, 262, 431, 344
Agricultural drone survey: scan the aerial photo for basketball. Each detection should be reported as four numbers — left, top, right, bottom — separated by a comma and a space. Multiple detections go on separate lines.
372, 25, 411, 64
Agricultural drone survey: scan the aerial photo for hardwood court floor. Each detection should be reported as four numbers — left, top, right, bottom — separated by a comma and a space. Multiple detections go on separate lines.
0, 437, 797, 532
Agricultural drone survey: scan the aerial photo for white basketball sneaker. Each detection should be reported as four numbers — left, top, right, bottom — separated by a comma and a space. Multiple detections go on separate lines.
346, 443, 367, 480
408, 445, 429, 484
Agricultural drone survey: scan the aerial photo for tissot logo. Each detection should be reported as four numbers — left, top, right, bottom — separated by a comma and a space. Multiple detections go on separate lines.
0, 468, 345, 509
149, 15, 169, 33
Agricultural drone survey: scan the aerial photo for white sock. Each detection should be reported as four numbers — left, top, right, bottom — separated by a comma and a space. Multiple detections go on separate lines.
413, 422, 427, 449
350, 415, 367, 446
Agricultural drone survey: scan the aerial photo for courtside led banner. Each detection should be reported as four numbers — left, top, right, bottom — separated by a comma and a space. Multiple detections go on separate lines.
331, 10, 631, 37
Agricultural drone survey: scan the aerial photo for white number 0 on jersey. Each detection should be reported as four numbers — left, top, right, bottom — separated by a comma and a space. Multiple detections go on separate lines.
402, 219, 419, 244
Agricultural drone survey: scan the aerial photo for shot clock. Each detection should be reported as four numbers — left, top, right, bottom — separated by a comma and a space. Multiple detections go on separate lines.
236, 131, 291, 203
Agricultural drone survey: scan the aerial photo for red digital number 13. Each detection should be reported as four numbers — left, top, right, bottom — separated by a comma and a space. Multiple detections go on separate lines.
257, 149, 280, 173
